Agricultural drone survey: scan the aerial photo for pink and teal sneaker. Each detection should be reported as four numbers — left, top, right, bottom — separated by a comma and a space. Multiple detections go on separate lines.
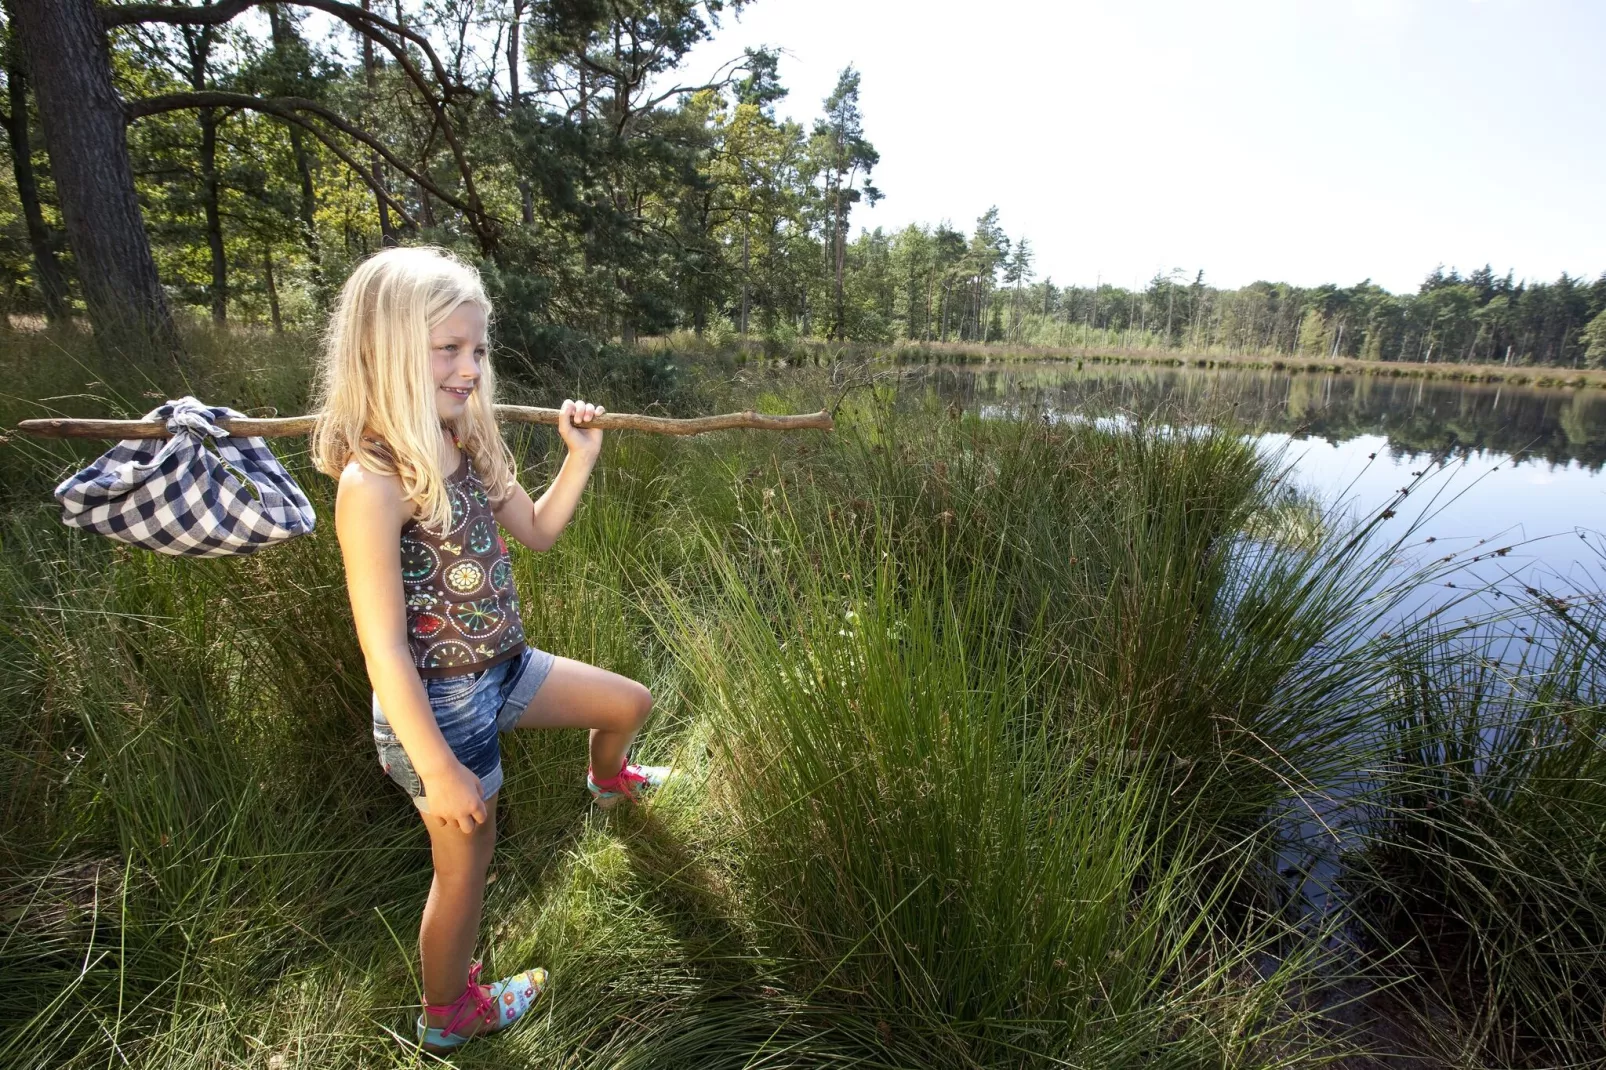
416, 961, 548, 1053
586, 758, 673, 809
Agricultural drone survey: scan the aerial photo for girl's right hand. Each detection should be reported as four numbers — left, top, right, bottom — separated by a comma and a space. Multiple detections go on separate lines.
558, 398, 604, 461
422, 762, 487, 834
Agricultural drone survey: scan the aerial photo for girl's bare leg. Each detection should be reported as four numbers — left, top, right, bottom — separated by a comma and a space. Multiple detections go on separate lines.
420, 793, 498, 1028
514, 656, 652, 778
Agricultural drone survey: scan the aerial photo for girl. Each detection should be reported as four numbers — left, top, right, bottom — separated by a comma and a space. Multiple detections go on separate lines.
310, 246, 669, 1052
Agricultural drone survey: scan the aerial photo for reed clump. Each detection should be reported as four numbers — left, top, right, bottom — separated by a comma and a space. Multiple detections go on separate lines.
1347, 587, 1606, 1067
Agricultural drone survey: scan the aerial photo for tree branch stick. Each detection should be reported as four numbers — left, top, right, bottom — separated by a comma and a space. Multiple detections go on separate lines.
16, 406, 834, 439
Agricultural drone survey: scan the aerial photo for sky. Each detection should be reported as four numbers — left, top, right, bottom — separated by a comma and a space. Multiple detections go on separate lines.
679, 0, 1606, 293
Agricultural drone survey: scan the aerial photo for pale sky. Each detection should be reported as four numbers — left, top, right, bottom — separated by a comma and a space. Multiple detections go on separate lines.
684, 0, 1606, 293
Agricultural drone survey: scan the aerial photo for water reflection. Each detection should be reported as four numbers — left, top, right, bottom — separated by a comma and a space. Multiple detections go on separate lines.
909, 362, 1606, 595
911, 363, 1606, 471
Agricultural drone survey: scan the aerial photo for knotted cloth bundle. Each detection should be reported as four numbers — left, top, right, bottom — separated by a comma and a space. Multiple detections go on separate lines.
52, 396, 316, 557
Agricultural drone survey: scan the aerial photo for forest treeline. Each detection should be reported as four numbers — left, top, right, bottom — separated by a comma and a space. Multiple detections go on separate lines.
1, 0, 1603, 370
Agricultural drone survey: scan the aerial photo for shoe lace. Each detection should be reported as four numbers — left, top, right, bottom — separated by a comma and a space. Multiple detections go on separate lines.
591, 761, 650, 800
426, 961, 495, 1037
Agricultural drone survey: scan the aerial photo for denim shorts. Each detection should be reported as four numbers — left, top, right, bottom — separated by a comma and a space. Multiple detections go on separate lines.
372, 645, 556, 811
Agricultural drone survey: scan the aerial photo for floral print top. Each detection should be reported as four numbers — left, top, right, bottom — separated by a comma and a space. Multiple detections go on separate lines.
397, 448, 527, 678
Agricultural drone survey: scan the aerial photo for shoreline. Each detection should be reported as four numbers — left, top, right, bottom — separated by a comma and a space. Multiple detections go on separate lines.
888, 343, 1606, 389
649, 336, 1606, 390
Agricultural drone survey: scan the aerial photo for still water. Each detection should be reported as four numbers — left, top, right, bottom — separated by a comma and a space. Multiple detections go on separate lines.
916, 362, 1606, 924
914, 362, 1606, 597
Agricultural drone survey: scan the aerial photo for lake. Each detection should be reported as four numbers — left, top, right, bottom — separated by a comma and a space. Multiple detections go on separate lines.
907, 361, 1606, 922
910, 362, 1606, 600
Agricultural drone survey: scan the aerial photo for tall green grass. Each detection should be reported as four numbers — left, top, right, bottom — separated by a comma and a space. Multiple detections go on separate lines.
2, 328, 1603, 1066
1348, 579, 1606, 1067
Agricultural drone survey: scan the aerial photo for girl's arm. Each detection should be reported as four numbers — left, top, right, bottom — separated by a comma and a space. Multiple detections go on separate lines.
335, 464, 487, 833
492, 399, 602, 552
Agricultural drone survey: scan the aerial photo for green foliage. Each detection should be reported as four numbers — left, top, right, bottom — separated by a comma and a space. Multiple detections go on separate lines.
1583, 309, 1606, 369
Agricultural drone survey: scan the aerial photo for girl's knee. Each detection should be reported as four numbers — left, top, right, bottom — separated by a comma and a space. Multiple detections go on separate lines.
433, 832, 494, 884
630, 682, 653, 728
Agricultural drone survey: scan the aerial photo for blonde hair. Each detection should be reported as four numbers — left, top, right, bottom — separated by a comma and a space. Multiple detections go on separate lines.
310, 245, 518, 533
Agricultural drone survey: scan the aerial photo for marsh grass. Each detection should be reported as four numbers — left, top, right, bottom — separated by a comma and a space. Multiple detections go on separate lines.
1, 329, 1602, 1066
1347, 584, 1606, 1067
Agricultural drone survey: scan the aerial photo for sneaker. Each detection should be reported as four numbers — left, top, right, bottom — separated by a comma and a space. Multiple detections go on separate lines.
586, 758, 673, 809
415, 961, 548, 1052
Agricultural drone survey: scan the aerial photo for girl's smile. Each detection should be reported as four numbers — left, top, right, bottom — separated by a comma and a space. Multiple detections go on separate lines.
431, 301, 489, 420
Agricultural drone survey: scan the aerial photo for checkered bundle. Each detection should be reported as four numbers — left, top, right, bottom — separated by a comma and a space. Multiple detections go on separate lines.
53, 396, 316, 557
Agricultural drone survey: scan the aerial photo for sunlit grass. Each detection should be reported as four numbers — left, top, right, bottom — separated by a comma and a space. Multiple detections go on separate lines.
1, 329, 1603, 1066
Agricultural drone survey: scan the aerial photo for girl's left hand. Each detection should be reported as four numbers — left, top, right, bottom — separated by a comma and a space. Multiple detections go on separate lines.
558, 398, 604, 460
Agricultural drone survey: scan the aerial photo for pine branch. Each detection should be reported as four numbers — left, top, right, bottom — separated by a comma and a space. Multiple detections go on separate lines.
126, 91, 474, 224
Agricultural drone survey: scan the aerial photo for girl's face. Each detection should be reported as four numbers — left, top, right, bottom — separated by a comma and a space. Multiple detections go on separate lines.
429, 301, 488, 423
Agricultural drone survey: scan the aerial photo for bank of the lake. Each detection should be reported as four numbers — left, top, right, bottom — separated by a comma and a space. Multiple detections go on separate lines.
906, 343, 1606, 390
648, 335, 1606, 391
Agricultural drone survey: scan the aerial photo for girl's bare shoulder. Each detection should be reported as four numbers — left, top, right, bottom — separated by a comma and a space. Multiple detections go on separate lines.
335, 456, 412, 532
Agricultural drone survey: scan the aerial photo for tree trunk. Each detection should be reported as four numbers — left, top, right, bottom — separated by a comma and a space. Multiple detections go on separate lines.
923, 267, 933, 342
184, 22, 226, 324
832, 189, 845, 340
266, 5, 323, 298
11, 0, 181, 359
360, 0, 396, 245
199, 107, 227, 323
288, 125, 323, 287
0, 32, 70, 325
508, 0, 534, 225
370, 161, 393, 243
739, 219, 750, 336
263, 247, 282, 331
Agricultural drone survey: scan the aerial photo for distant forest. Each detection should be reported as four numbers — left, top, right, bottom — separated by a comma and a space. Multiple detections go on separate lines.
2, 1, 1603, 369
824, 226, 1606, 369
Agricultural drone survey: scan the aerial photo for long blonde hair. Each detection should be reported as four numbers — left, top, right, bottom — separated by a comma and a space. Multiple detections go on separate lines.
310, 245, 517, 533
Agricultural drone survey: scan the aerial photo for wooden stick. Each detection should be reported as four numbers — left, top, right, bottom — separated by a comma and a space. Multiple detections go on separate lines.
15, 405, 834, 440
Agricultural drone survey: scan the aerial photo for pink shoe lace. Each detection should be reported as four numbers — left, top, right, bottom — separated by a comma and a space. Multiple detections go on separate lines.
589, 761, 651, 802
424, 962, 495, 1037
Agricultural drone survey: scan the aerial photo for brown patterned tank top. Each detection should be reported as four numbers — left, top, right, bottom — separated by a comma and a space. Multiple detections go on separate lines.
396, 445, 527, 678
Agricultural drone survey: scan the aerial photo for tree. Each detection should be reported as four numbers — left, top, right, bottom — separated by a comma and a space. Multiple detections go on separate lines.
961, 207, 1006, 341
10, 0, 504, 357
809, 66, 878, 341
175, 15, 229, 322
1583, 310, 1606, 370
698, 65, 796, 337
0, 0, 70, 324
525, 0, 760, 341
10, 0, 182, 358
259, 2, 327, 299
505, 0, 534, 225
1003, 235, 1031, 343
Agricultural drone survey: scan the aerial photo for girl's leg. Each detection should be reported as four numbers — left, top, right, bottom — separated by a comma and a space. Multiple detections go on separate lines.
514, 656, 652, 779
420, 793, 498, 1027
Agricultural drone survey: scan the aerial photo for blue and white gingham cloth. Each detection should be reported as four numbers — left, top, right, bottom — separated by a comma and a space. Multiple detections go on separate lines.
52, 396, 316, 557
